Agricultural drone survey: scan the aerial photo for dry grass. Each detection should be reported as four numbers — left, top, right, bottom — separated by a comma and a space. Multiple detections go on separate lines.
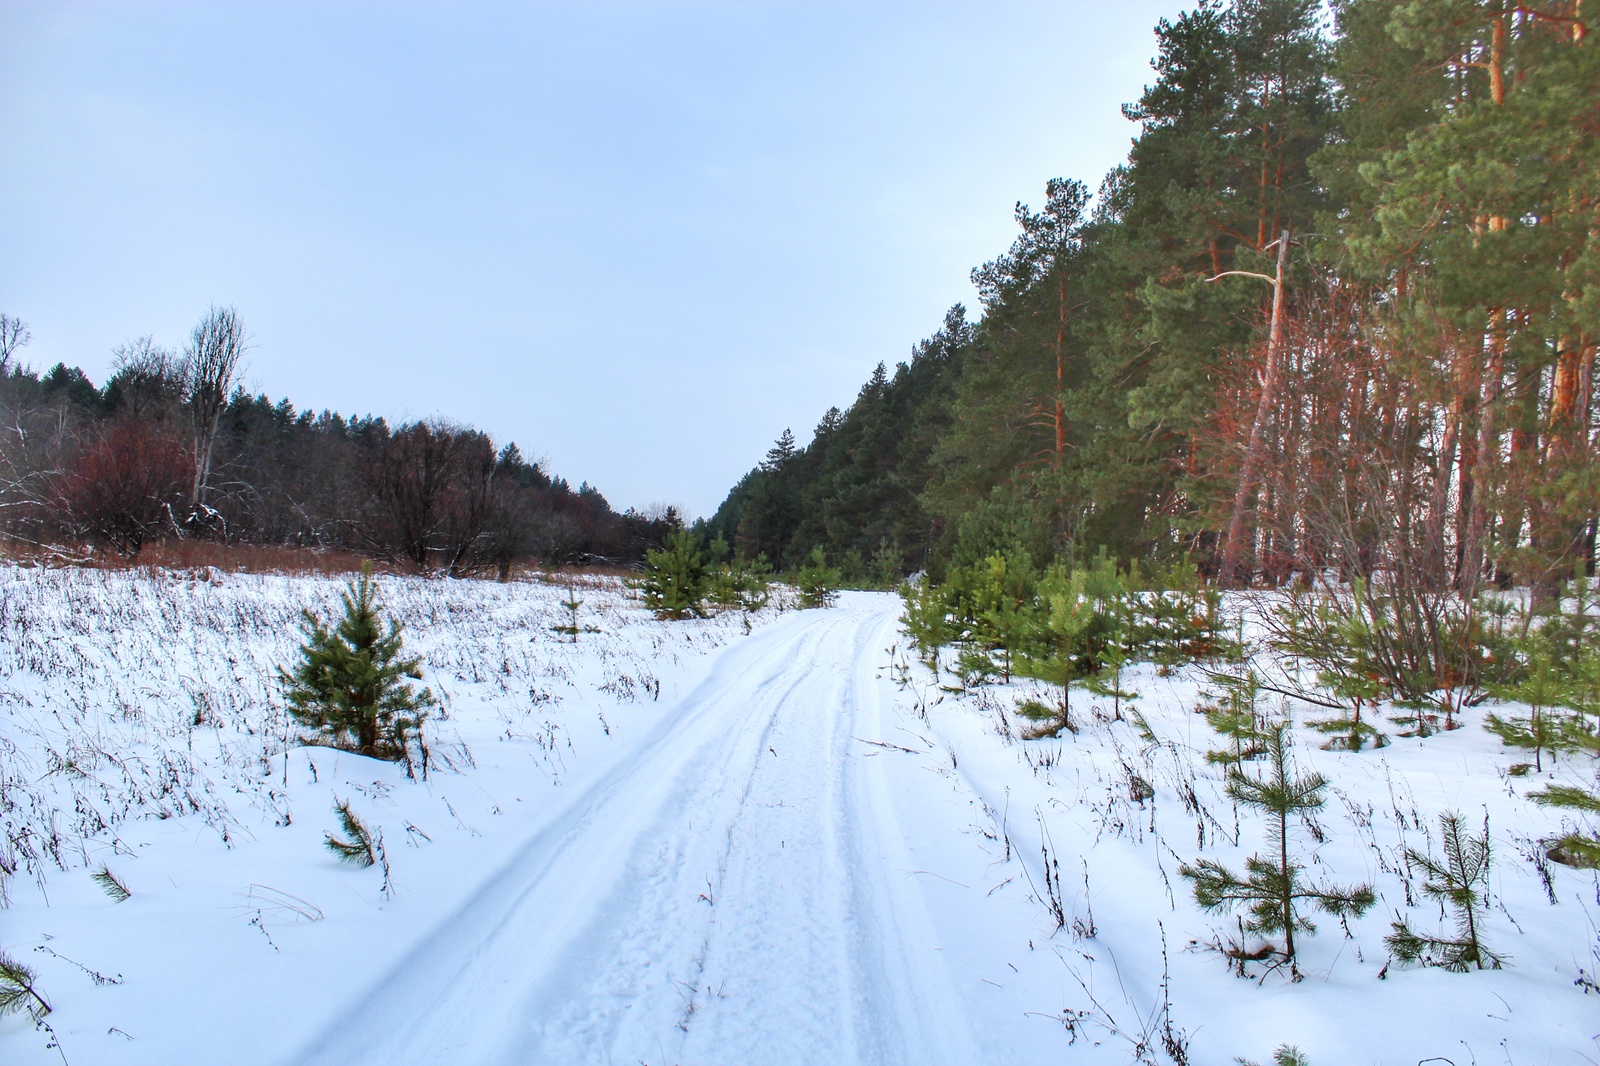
0, 538, 638, 583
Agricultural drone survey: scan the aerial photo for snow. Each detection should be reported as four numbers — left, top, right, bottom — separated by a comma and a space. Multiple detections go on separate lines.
1, 572, 1596, 1065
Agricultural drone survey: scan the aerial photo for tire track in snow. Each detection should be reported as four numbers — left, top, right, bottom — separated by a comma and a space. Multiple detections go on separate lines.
294, 595, 976, 1065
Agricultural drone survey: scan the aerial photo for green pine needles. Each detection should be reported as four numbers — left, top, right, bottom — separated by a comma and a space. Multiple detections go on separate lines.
325, 797, 377, 867
1386, 812, 1504, 971
1237, 1046, 1309, 1066
0, 949, 51, 1021
1529, 783, 1600, 869
550, 584, 600, 642
1181, 723, 1375, 971
636, 530, 710, 619
1201, 667, 1270, 766
279, 564, 434, 761
794, 547, 841, 609
91, 863, 132, 903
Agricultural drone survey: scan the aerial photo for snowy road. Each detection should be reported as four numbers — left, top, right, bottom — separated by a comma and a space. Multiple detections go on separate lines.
295, 594, 990, 1066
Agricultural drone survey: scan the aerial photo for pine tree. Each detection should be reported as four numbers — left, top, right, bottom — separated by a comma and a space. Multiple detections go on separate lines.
279, 564, 434, 760
550, 583, 600, 642
1529, 780, 1600, 869
636, 529, 709, 618
1486, 625, 1581, 772
794, 547, 841, 609
1386, 811, 1504, 971
900, 578, 954, 670
1181, 723, 1375, 969
1202, 667, 1270, 765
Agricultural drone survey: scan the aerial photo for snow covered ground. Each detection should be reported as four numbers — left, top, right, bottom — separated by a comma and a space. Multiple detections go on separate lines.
1, 570, 1596, 1065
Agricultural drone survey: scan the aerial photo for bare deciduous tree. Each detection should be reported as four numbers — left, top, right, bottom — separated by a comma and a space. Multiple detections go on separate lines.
182, 306, 247, 510
0, 315, 30, 377
106, 337, 184, 423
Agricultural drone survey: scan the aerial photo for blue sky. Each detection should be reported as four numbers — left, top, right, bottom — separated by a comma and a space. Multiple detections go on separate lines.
1, 0, 1183, 517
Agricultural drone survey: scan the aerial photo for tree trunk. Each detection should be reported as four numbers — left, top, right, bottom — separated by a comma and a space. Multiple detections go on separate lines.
1220, 230, 1292, 587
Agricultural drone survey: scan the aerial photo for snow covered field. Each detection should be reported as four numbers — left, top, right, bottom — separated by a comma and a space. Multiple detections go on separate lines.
1, 568, 1596, 1064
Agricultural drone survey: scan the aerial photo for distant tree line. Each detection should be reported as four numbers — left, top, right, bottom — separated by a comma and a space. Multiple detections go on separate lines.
0, 307, 675, 572
704, 0, 1598, 605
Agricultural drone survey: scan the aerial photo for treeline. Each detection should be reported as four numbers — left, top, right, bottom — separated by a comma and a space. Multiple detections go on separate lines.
0, 309, 675, 572
704, 0, 1598, 603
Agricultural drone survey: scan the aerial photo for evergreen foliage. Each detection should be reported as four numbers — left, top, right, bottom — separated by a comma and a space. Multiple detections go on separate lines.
1529, 782, 1600, 869
550, 584, 600, 642
279, 565, 434, 760
794, 547, 842, 609
1181, 723, 1375, 970
701, 0, 1597, 602
636, 529, 710, 619
1201, 667, 1270, 766
1237, 1047, 1310, 1066
91, 863, 132, 903
1386, 812, 1504, 972
325, 797, 378, 867
899, 578, 954, 670
0, 949, 51, 1021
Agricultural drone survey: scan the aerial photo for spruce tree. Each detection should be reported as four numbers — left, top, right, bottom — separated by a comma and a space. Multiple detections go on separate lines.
279, 564, 434, 760
1181, 723, 1375, 970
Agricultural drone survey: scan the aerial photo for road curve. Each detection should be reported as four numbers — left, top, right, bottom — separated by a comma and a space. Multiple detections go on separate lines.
294, 593, 979, 1066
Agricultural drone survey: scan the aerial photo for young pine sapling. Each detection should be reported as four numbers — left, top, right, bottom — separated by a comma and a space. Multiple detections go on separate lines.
1181, 723, 1375, 971
1386, 811, 1504, 971
1201, 667, 1269, 766
794, 547, 842, 610
325, 797, 377, 868
279, 564, 435, 761
1529, 780, 1600, 869
550, 584, 600, 643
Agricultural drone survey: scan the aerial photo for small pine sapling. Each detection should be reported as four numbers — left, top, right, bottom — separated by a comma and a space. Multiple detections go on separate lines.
1083, 642, 1138, 720
1307, 632, 1387, 751
973, 551, 1035, 684
1386, 812, 1503, 971
550, 584, 600, 642
1236, 1046, 1310, 1066
1083, 589, 1138, 719
279, 564, 435, 760
794, 547, 842, 609
1529, 780, 1600, 868
1201, 667, 1269, 766
1485, 629, 1578, 772
900, 579, 953, 670
325, 798, 377, 867
0, 949, 51, 1021
1180, 724, 1375, 971
92, 864, 132, 903
1029, 564, 1099, 736
634, 530, 710, 618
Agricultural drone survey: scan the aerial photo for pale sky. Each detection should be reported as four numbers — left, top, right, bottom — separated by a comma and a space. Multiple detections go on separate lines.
1, 0, 1183, 517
